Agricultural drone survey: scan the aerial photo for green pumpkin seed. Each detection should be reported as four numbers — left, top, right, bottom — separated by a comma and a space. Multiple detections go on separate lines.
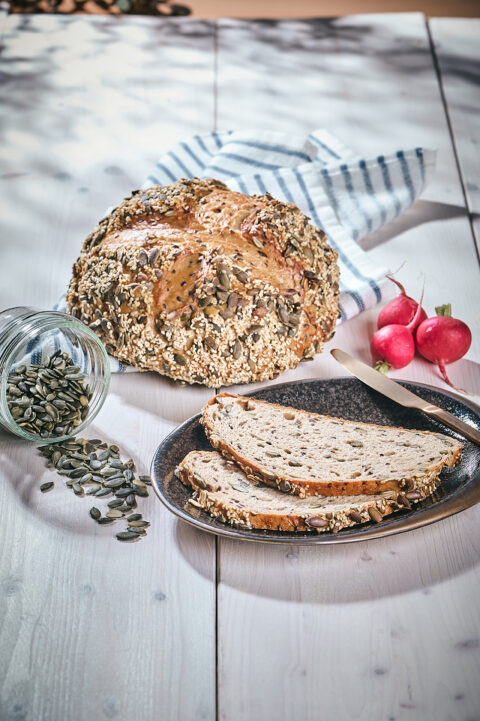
306, 516, 327, 529
368, 507, 383, 523
95, 488, 111, 497
132, 478, 146, 488
227, 292, 239, 309
86, 484, 102, 495
137, 249, 148, 267
232, 340, 242, 360
217, 269, 231, 290
148, 247, 159, 266
220, 309, 234, 320
174, 353, 187, 366
106, 509, 124, 519
7, 352, 91, 440
108, 499, 124, 509
116, 531, 138, 541
115, 487, 134, 498
105, 478, 125, 488
38, 433, 150, 542
133, 486, 148, 498
233, 268, 249, 283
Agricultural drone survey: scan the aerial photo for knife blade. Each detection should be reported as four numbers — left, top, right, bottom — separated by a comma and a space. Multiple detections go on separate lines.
331, 348, 480, 446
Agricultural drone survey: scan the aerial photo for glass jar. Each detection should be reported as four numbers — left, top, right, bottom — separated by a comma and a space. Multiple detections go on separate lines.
0, 307, 110, 443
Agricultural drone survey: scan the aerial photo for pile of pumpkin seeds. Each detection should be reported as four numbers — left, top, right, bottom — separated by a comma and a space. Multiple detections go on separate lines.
38, 436, 151, 542
7, 350, 91, 438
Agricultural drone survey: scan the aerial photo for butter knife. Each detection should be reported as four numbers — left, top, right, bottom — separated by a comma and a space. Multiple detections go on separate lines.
331, 348, 480, 445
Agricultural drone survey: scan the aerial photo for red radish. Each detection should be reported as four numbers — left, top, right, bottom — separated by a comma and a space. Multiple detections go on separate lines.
371, 285, 425, 374
416, 304, 472, 391
377, 274, 427, 330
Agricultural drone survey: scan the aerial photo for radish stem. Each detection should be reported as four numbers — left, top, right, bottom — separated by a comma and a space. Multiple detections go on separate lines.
385, 273, 407, 296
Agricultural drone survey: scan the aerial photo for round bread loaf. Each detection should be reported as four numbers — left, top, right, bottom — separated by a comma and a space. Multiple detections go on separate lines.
67, 178, 340, 387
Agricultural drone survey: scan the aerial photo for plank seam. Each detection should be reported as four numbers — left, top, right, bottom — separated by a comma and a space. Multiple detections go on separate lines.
425, 17, 480, 265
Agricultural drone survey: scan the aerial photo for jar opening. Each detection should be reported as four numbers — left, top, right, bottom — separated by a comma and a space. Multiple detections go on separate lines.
0, 309, 110, 443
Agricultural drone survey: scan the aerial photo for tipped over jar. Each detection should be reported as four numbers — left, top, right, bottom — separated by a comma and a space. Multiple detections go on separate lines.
0, 307, 110, 443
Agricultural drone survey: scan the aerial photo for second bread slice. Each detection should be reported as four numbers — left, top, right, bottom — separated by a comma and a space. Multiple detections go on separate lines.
177, 450, 437, 533
201, 393, 462, 497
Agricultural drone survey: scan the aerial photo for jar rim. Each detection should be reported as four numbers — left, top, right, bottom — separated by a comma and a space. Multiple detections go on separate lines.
0, 309, 110, 443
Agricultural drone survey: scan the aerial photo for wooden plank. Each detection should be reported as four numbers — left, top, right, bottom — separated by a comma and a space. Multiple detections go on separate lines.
215, 14, 480, 721
0, 14, 216, 309
0, 15, 217, 721
429, 18, 480, 258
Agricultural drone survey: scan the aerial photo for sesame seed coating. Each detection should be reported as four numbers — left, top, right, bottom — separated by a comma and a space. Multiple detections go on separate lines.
66, 178, 340, 386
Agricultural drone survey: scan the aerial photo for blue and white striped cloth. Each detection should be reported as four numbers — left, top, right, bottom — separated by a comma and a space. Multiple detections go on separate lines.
53, 128, 435, 373
144, 128, 435, 320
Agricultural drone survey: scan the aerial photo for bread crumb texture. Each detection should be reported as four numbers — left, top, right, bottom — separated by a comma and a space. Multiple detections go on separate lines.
201, 394, 462, 496
177, 450, 443, 534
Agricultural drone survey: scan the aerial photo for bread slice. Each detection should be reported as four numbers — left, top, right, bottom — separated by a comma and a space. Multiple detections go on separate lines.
201, 393, 462, 498
177, 450, 438, 533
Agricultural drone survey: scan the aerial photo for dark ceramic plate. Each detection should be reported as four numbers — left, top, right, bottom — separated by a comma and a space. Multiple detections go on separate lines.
151, 378, 480, 544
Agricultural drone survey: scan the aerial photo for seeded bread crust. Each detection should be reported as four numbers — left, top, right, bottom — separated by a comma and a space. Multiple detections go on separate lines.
177, 451, 439, 533
201, 394, 462, 497
66, 178, 340, 387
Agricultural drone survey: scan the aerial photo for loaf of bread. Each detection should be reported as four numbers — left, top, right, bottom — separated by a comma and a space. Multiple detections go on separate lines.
177, 450, 438, 533
66, 179, 340, 387
201, 394, 462, 497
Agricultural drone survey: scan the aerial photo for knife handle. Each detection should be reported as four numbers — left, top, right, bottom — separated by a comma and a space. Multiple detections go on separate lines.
423, 405, 480, 446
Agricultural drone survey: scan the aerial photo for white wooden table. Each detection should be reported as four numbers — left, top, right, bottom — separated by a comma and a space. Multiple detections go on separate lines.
0, 13, 479, 721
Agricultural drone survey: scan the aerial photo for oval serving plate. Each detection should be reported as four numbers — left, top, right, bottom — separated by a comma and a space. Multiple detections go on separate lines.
151, 378, 480, 544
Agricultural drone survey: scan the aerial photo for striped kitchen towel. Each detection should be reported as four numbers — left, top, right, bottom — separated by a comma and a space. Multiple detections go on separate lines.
53, 128, 435, 373
144, 128, 435, 319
